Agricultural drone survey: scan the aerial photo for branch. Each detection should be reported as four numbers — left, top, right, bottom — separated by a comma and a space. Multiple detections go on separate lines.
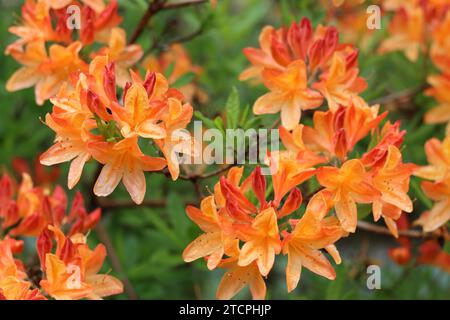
129, 0, 167, 44
369, 84, 428, 106
89, 164, 138, 299
129, 0, 209, 44
161, 0, 208, 10
98, 198, 167, 209
357, 221, 427, 239
95, 223, 139, 299
179, 165, 233, 180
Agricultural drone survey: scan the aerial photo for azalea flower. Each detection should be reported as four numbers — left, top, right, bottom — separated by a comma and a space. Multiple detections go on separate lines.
89, 136, 166, 204
254, 60, 323, 130
6, 40, 87, 105
94, 28, 143, 87
283, 191, 345, 292
317, 159, 381, 233
183, 196, 234, 270
39, 226, 123, 300
371, 146, 416, 237
379, 4, 425, 61
216, 240, 266, 300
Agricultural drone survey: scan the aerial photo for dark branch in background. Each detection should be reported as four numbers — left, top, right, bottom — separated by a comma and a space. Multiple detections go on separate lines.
89, 164, 138, 300
369, 84, 429, 106
129, 0, 166, 44
98, 198, 167, 209
129, 0, 209, 45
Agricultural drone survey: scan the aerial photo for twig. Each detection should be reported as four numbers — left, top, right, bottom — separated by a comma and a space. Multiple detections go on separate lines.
129, 0, 167, 44
357, 220, 425, 239
129, 0, 208, 45
95, 223, 139, 300
89, 164, 138, 300
369, 84, 428, 106
161, 0, 208, 10
179, 164, 233, 180
98, 198, 167, 209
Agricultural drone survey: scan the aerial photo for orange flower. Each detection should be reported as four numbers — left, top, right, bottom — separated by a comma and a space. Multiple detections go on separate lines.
5, 0, 63, 52
283, 191, 345, 292
267, 150, 316, 207
430, 11, 450, 71
0, 172, 101, 237
0, 237, 46, 300
416, 180, 450, 232
302, 101, 385, 161
417, 240, 450, 273
40, 56, 195, 203
113, 81, 167, 140
94, 28, 143, 87
143, 43, 206, 103
0, 237, 26, 280
183, 196, 234, 270
254, 60, 323, 130
88, 136, 166, 204
234, 207, 281, 277
216, 241, 266, 300
48, 0, 106, 13
155, 98, 196, 180
415, 137, 450, 181
241, 18, 367, 122
0, 276, 47, 300
371, 146, 416, 237
40, 108, 99, 190
361, 121, 405, 168
379, 5, 425, 61
6, 40, 87, 105
313, 52, 367, 111
425, 73, 450, 131
39, 226, 123, 300
317, 159, 381, 232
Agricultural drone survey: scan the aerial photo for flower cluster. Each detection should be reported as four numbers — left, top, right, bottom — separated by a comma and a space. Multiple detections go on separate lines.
380, 1, 450, 132
0, 172, 123, 300
415, 136, 450, 232
39, 56, 196, 204
182, 18, 421, 299
183, 166, 346, 299
5, 0, 142, 105
240, 17, 367, 129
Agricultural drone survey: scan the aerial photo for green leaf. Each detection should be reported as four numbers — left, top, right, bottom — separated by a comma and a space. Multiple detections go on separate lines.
410, 177, 433, 210
194, 111, 216, 129
172, 72, 196, 88
164, 62, 175, 79
225, 87, 240, 129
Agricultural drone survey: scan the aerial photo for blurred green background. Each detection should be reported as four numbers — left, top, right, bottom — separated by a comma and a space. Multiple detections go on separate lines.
0, 0, 449, 299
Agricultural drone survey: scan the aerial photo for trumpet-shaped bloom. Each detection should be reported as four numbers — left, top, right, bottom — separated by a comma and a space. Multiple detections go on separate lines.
6, 40, 87, 105
313, 52, 367, 111
254, 60, 323, 130
216, 241, 266, 300
415, 137, 450, 182
183, 196, 233, 270
379, 5, 425, 61
94, 28, 143, 87
416, 180, 450, 232
283, 191, 345, 292
39, 226, 123, 300
317, 159, 381, 232
372, 146, 416, 237
425, 74, 450, 131
89, 136, 167, 204
235, 207, 281, 277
